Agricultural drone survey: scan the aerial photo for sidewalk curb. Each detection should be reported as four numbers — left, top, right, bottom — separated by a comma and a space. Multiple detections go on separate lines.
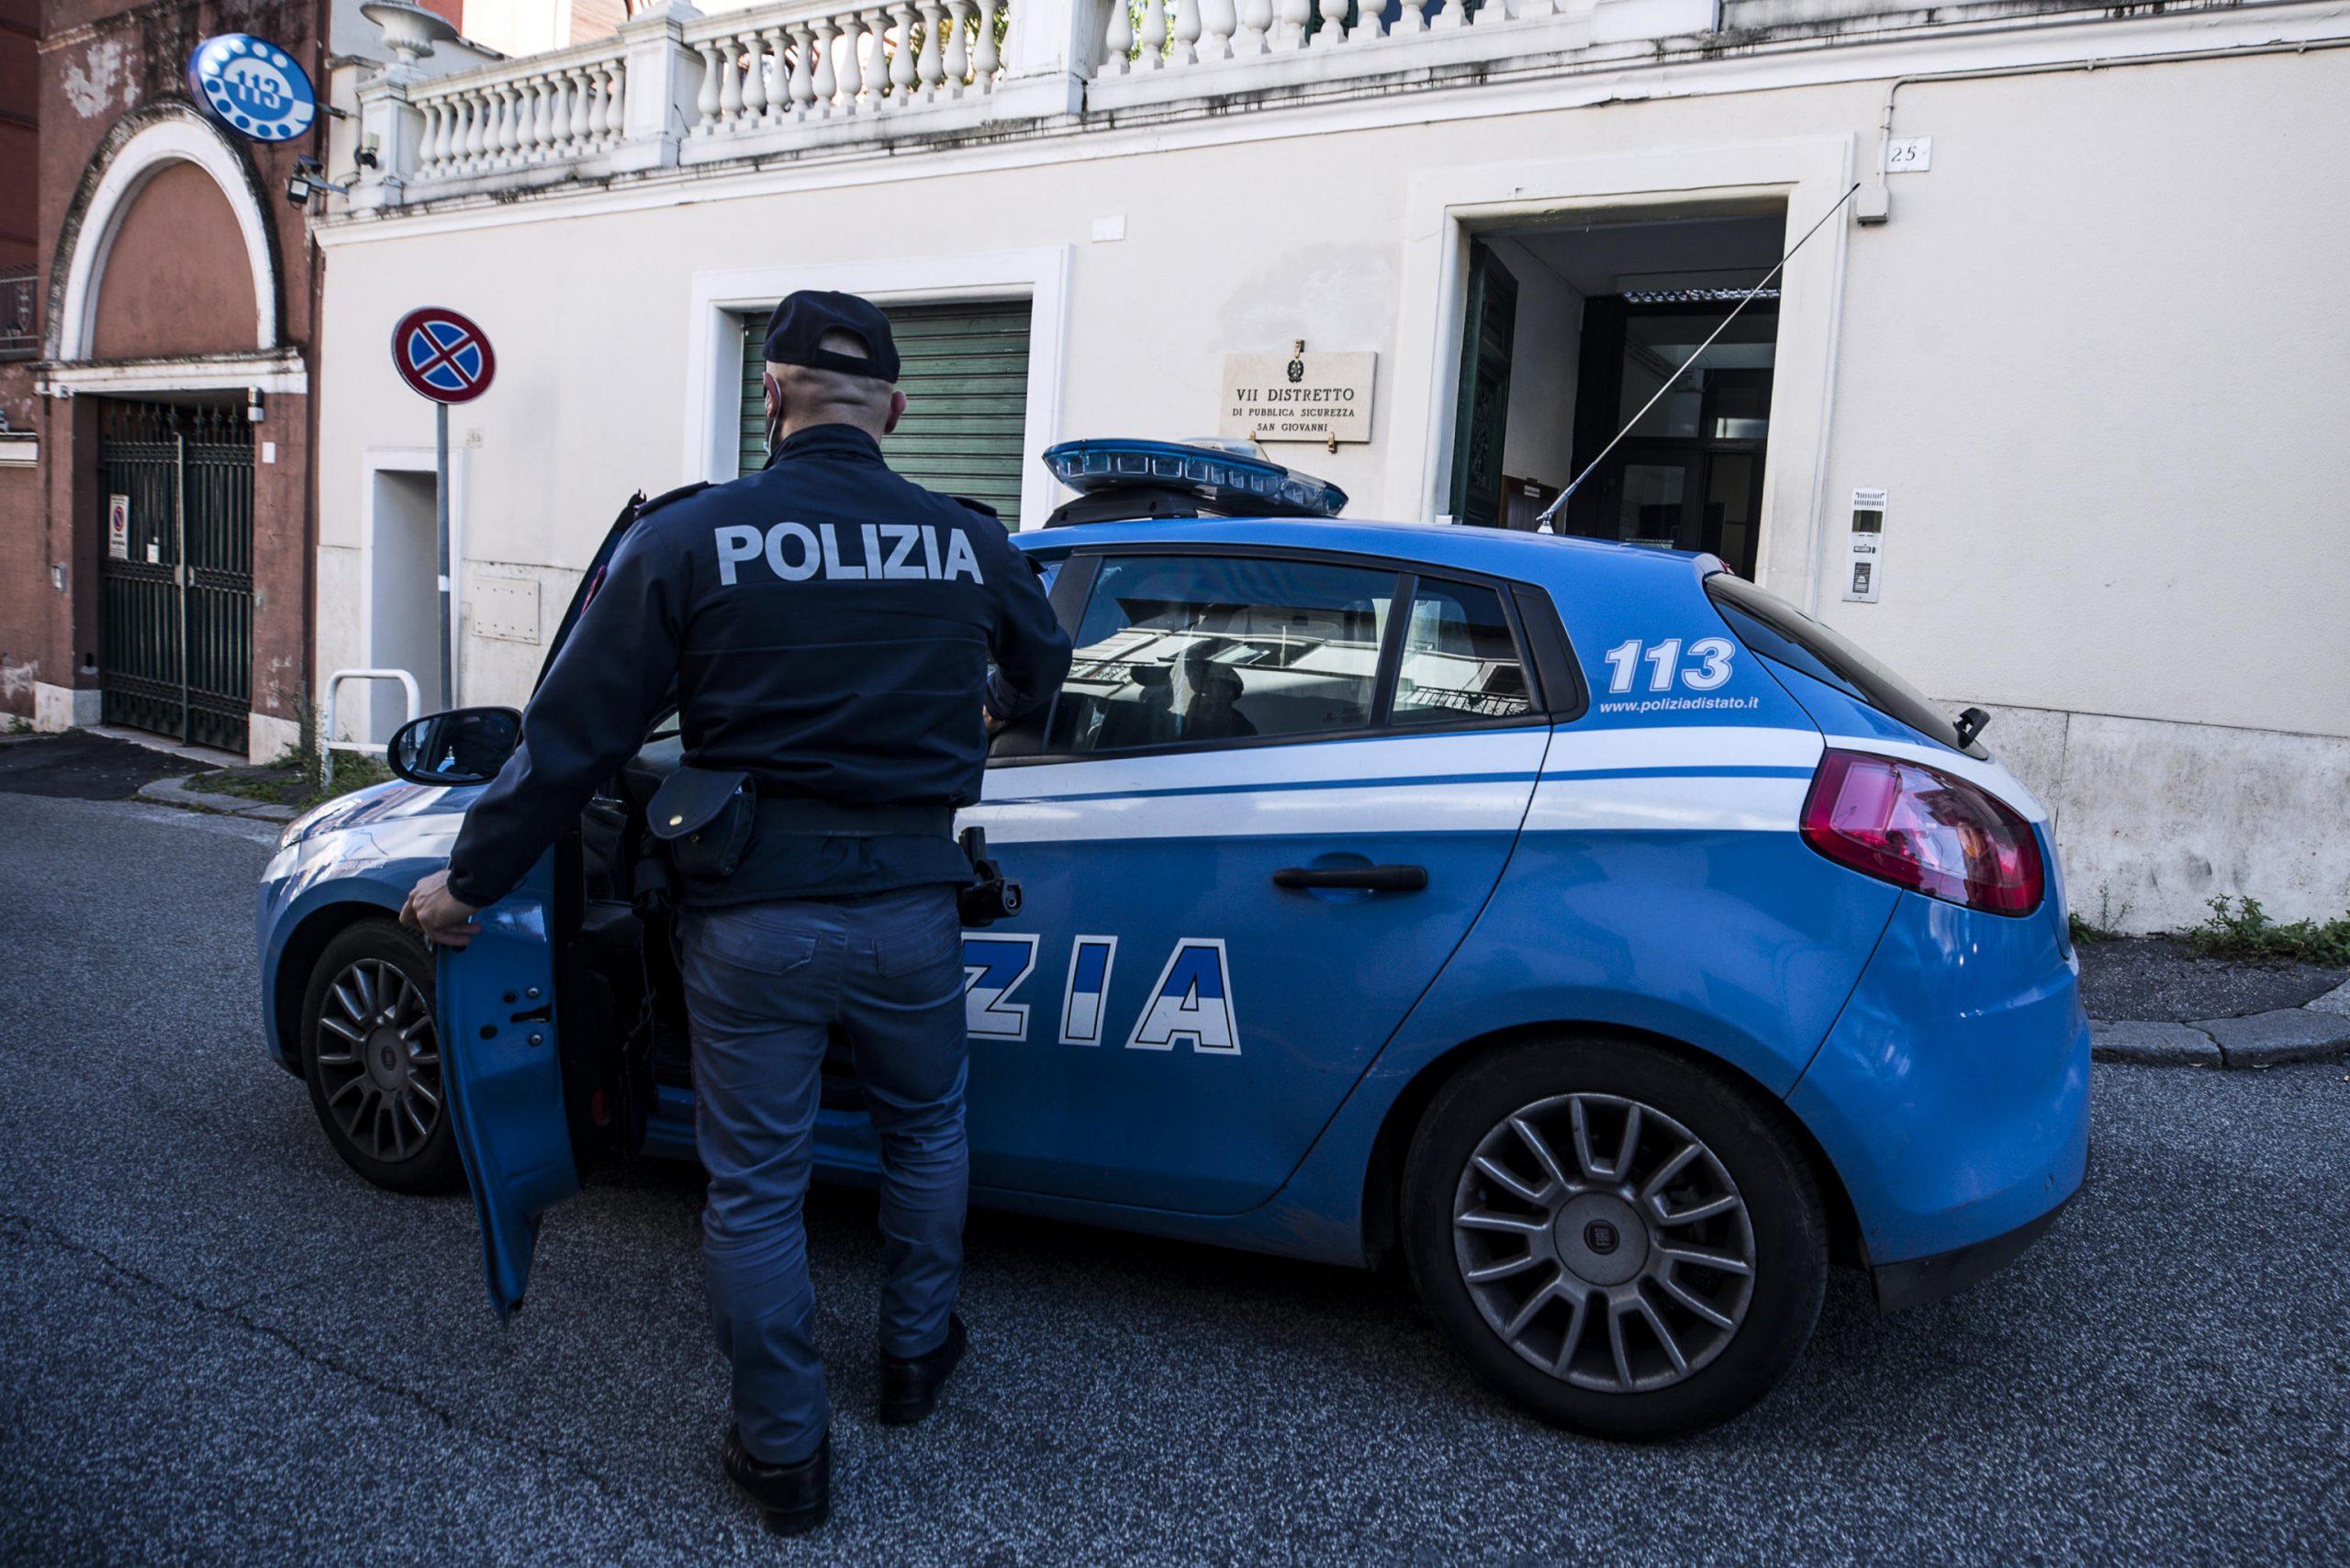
2092, 983, 2350, 1070
2088, 1020, 2222, 1068
138, 774, 301, 823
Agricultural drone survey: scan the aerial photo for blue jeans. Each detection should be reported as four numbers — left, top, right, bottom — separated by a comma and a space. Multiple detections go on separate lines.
680, 884, 968, 1465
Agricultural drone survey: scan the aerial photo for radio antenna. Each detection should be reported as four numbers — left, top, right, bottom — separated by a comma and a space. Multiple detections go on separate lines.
1533, 181, 1863, 533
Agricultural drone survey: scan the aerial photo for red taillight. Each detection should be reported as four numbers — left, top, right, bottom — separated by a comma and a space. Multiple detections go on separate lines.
1800, 749, 2044, 915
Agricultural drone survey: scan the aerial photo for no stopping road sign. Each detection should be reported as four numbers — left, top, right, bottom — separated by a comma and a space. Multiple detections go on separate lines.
393, 308, 497, 405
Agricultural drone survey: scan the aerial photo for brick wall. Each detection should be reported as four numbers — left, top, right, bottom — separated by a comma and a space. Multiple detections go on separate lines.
13, 0, 327, 748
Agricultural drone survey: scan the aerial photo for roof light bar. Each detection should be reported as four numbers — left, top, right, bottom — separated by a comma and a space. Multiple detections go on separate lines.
1041, 439, 1348, 520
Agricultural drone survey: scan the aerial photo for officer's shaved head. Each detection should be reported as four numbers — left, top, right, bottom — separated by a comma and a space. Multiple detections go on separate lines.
767, 330, 906, 444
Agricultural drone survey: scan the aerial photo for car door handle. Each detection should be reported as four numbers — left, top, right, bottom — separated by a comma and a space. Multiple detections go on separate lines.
1272, 864, 1428, 893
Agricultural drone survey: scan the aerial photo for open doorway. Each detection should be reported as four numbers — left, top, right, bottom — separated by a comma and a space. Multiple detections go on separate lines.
1447, 207, 1786, 578
367, 467, 439, 744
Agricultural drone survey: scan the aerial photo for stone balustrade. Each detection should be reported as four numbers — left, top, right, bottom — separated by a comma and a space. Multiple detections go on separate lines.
344, 0, 1715, 210
682, 0, 1012, 137
1093, 0, 1631, 89
408, 41, 631, 183
1102, 0, 1530, 69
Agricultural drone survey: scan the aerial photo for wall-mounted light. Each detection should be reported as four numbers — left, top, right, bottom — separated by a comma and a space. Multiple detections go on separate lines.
247, 387, 266, 424
285, 155, 352, 209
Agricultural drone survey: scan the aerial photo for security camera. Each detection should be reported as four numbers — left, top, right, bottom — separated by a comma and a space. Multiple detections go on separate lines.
354, 135, 380, 171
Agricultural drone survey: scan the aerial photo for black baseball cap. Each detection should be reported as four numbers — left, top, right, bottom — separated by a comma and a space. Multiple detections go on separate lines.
762, 291, 900, 384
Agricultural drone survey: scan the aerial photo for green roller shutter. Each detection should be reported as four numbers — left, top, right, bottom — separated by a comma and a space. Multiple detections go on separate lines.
737, 299, 1035, 520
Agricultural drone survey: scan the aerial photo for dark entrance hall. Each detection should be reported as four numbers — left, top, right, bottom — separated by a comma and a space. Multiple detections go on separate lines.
1447, 207, 1785, 579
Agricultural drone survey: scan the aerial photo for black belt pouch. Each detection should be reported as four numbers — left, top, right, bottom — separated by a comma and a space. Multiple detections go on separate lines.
647, 765, 756, 879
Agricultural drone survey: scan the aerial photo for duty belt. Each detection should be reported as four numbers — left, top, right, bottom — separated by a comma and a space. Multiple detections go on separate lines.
755, 797, 955, 839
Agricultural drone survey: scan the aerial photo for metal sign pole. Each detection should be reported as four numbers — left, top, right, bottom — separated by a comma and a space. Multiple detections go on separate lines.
394, 304, 492, 716
435, 399, 453, 711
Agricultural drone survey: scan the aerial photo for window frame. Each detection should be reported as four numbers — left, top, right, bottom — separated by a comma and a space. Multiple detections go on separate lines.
995, 541, 1556, 769
1510, 581, 1587, 724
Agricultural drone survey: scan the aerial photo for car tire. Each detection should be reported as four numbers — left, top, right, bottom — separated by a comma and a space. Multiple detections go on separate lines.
299, 921, 464, 1195
1402, 1036, 1827, 1440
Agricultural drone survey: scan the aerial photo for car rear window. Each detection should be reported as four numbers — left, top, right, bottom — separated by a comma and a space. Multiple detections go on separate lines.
1391, 580, 1537, 727
1704, 573, 1975, 754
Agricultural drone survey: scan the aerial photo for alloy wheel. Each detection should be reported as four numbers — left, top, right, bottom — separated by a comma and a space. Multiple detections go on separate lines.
312, 957, 442, 1165
1451, 1092, 1756, 1394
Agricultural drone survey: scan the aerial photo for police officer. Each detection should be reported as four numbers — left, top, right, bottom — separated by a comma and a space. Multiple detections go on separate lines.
400, 292, 1072, 1536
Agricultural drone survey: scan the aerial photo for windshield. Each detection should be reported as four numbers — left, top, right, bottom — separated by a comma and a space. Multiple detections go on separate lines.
1705, 573, 1975, 755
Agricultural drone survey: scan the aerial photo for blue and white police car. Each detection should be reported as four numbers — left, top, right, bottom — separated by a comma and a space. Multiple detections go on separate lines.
257, 439, 2087, 1439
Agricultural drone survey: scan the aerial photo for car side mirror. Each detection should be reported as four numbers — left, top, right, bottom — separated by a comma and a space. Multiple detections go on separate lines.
387, 706, 523, 787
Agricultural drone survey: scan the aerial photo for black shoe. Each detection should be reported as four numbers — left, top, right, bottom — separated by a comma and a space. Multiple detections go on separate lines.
878, 1313, 968, 1427
721, 1427, 830, 1537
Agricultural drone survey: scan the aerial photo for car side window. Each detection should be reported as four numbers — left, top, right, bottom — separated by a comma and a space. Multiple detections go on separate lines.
1046, 554, 1397, 756
1390, 579, 1535, 727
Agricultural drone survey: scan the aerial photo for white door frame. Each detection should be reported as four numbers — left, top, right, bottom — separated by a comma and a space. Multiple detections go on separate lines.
356, 443, 469, 734
1388, 136, 1855, 608
680, 246, 1073, 528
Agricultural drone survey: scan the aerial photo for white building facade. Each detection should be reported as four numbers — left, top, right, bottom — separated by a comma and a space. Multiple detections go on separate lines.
313, 0, 2350, 933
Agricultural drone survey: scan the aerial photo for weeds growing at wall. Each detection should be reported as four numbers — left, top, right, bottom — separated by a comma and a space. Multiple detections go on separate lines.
185, 690, 395, 808
2068, 886, 2130, 946
2185, 896, 2350, 968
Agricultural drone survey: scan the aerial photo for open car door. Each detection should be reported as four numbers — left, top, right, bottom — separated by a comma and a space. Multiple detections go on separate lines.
433, 493, 645, 1320
436, 862, 575, 1320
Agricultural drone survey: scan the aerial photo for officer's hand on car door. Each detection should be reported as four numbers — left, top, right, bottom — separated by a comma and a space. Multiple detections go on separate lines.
399, 868, 481, 950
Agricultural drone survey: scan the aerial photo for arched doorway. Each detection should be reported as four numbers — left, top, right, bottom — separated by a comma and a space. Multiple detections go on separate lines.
45, 108, 291, 756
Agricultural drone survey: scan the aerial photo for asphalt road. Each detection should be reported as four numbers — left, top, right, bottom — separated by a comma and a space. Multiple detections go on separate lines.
0, 732, 215, 800
2, 791, 2344, 1564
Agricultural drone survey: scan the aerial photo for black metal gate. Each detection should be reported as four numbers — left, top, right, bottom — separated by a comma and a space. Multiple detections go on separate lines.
97, 402, 253, 754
